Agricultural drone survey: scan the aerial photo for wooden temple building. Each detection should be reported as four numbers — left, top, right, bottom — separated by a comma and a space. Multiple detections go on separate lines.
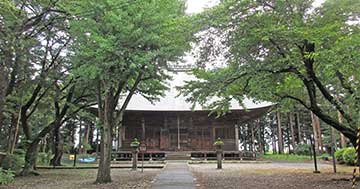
112, 72, 273, 160
119, 107, 271, 152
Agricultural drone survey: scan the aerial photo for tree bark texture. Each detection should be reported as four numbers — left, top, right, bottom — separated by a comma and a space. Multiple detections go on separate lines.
289, 113, 296, 151
7, 112, 20, 154
311, 112, 323, 153
96, 94, 114, 184
50, 125, 63, 166
276, 112, 283, 154
296, 112, 302, 144
338, 111, 347, 148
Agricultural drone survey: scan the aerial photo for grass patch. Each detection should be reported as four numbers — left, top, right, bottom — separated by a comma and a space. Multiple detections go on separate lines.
261, 153, 312, 162
261, 152, 332, 162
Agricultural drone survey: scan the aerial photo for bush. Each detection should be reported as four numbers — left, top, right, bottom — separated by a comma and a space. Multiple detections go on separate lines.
0, 168, 15, 185
343, 147, 356, 166
335, 148, 348, 164
1, 154, 23, 173
294, 144, 311, 156
37, 152, 51, 165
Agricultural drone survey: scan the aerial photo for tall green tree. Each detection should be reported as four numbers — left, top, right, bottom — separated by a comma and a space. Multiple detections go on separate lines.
68, 0, 194, 183
180, 0, 360, 145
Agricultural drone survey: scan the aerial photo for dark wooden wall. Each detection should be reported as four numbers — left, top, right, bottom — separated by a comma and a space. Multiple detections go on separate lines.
119, 107, 271, 152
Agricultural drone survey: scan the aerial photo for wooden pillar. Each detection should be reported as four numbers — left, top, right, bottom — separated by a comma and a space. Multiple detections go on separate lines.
141, 117, 145, 143
235, 124, 240, 151
117, 126, 123, 151
276, 112, 284, 154
338, 111, 346, 148
177, 114, 180, 150
250, 123, 255, 152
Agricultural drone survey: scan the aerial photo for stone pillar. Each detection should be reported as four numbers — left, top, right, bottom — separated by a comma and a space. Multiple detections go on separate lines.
234, 124, 240, 151
215, 144, 223, 169
132, 149, 138, 171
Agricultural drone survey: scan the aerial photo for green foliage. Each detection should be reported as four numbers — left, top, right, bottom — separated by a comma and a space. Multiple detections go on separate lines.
1, 154, 23, 173
335, 148, 347, 163
343, 147, 356, 166
213, 138, 224, 146
294, 144, 311, 156
37, 152, 51, 165
263, 153, 311, 162
0, 168, 15, 185
179, 0, 360, 141
130, 138, 140, 147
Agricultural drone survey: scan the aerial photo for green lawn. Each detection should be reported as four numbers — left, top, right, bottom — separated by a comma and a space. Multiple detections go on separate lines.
260, 153, 331, 162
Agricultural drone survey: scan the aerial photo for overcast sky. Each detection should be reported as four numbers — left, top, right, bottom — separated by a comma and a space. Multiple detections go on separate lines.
186, 0, 220, 14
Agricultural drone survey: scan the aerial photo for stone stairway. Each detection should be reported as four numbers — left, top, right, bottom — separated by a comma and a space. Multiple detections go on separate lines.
166, 151, 191, 160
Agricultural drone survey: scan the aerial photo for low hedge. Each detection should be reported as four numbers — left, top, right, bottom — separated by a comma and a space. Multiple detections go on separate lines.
335, 148, 347, 164
294, 144, 311, 156
343, 147, 356, 166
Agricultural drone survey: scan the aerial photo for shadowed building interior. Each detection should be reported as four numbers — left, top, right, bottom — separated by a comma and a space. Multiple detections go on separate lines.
119, 106, 272, 152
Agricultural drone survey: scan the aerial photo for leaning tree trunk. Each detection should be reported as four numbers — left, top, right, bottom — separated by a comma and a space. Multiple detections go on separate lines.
337, 111, 347, 148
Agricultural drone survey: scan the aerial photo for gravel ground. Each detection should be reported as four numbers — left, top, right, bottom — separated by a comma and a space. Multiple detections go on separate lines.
1, 169, 160, 189
189, 163, 355, 189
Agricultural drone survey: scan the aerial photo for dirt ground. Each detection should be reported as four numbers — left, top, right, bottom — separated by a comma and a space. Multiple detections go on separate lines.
0, 169, 160, 189
189, 162, 355, 189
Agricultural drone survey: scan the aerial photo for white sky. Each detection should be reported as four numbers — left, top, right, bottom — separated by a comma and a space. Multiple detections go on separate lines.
186, 0, 220, 14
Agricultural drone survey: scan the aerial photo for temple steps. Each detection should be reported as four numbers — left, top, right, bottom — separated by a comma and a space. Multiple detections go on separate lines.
166, 151, 191, 160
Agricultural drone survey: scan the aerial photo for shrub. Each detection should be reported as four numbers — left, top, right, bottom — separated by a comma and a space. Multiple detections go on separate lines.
335, 148, 348, 164
1, 154, 23, 173
37, 152, 51, 165
0, 168, 15, 185
294, 144, 311, 156
343, 147, 356, 166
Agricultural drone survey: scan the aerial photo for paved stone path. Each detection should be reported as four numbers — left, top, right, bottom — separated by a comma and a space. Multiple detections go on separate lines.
151, 161, 195, 189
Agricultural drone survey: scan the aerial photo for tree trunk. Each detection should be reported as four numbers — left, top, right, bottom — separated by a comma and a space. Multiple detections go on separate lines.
50, 125, 63, 166
21, 141, 40, 176
250, 123, 255, 152
0, 64, 7, 131
257, 119, 263, 153
296, 112, 302, 144
337, 111, 347, 148
311, 112, 323, 153
289, 113, 296, 151
276, 112, 283, 154
83, 123, 90, 153
96, 94, 114, 184
7, 112, 20, 154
